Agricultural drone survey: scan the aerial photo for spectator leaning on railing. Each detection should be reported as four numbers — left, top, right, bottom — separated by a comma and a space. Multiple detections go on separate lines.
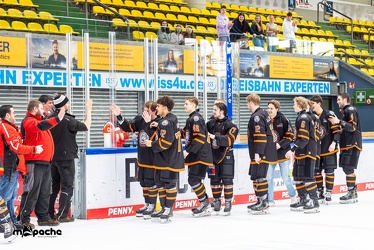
229, 12, 255, 43
157, 20, 171, 44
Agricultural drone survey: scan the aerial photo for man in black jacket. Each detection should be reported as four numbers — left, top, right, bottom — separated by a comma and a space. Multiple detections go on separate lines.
48, 94, 92, 222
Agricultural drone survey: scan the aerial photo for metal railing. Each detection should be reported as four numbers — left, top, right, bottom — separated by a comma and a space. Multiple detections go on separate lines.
317, 1, 353, 44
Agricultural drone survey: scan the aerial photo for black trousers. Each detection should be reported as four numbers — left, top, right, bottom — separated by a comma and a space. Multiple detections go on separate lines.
49, 160, 75, 219
18, 163, 52, 223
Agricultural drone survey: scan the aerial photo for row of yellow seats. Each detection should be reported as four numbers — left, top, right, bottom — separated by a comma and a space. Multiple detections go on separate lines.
0, 20, 79, 35
335, 48, 371, 57
74, 0, 185, 10
330, 16, 374, 29
296, 27, 337, 38
0, 8, 58, 21
346, 26, 374, 35
205, 2, 303, 19
361, 68, 374, 76
0, 0, 38, 9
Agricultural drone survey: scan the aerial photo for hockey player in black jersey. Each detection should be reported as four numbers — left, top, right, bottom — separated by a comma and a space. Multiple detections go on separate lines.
182, 97, 214, 217
310, 95, 342, 204
285, 97, 319, 213
329, 92, 362, 204
111, 101, 163, 219
206, 102, 238, 215
246, 94, 277, 215
145, 96, 185, 223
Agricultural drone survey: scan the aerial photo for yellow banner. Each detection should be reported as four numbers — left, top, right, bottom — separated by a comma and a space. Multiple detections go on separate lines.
77, 42, 144, 71
0, 36, 26, 67
269, 56, 313, 80
183, 49, 195, 74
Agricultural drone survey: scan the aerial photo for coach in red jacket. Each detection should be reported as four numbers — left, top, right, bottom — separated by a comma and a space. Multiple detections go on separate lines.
17, 100, 65, 229
0, 105, 43, 227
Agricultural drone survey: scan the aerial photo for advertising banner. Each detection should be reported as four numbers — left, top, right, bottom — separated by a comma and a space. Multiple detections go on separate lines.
0, 36, 26, 67
31, 38, 70, 69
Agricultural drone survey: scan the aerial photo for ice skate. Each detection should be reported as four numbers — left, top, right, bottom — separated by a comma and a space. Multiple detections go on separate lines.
211, 198, 221, 214
3, 222, 17, 242
339, 187, 358, 204
290, 196, 308, 211
325, 191, 332, 204
135, 203, 149, 217
142, 204, 155, 220
192, 199, 212, 217
317, 189, 325, 204
151, 207, 167, 222
223, 201, 232, 216
250, 198, 269, 215
247, 200, 260, 213
303, 198, 320, 214
160, 207, 173, 223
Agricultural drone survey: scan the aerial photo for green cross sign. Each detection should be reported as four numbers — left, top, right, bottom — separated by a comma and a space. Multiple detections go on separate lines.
354, 89, 374, 105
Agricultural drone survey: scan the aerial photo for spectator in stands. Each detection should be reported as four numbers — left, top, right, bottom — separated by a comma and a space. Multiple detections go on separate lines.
157, 20, 171, 44
163, 50, 178, 73
183, 26, 196, 40
229, 12, 254, 43
216, 5, 233, 42
282, 12, 297, 53
251, 14, 265, 48
266, 15, 279, 52
171, 24, 184, 45
47, 40, 66, 67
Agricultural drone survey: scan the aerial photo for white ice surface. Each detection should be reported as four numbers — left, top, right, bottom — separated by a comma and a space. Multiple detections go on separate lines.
2, 190, 374, 250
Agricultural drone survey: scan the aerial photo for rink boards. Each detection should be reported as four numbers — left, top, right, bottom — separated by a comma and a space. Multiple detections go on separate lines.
82, 139, 374, 220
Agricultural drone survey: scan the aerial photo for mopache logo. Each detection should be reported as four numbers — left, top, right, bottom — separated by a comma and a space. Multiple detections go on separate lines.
14, 226, 62, 238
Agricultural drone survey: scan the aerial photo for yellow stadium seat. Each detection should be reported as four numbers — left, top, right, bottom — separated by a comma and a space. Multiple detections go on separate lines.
210, 9, 219, 16
248, 7, 256, 13
0, 20, 12, 30
329, 16, 336, 24
99, 0, 112, 6
207, 26, 216, 35
119, 8, 132, 17
308, 20, 319, 29
39, 11, 59, 21
361, 50, 370, 57
2, 0, 21, 8
230, 4, 239, 12
159, 4, 170, 12
145, 31, 157, 39
343, 40, 353, 47
209, 18, 216, 26
206, 2, 212, 9
198, 17, 210, 26
135, 1, 147, 10
19, 0, 39, 9
201, 9, 211, 17
347, 58, 360, 66
301, 28, 310, 35
361, 68, 369, 75
133, 30, 144, 40
311, 37, 319, 41
130, 9, 142, 19
309, 29, 318, 36
92, 6, 107, 16
264, 9, 274, 15
369, 69, 374, 76
180, 6, 190, 14
196, 25, 208, 35
59, 24, 79, 35
147, 2, 158, 11
353, 49, 361, 56
325, 30, 336, 38
188, 16, 199, 25
27, 22, 44, 32
177, 14, 188, 23
273, 9, 283, 17
366, 21, 374, 28
170, 5, 180, 14
319, 37, 327, 43
155, 12, 166, 21
143, 11, 155, 20
299, 19, 308, 27
123, 0, 135, 9
239, 5, 248, 12
191, 7, 201, 16
211, 2, 221, 10
0, 8, 7, 17
166, 13, 177, 23
11, 20, 28, 31
111, 0, 125, 8
137, 20, 149, 30
257, 8, 265, 15
7, 8, 23, 19
23, 9, 40, 20
150, 21, 160, 31
44, 23, 61, 34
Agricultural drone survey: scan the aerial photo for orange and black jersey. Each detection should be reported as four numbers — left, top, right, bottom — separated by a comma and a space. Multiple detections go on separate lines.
293, 111, 317, 160
339, 104, 362, 151
247, 107, 277, 164
183, 110, 213, 167
308, 111, 322, 158
271, 112, 294, 162
151, 113, 184, 172
315, 109, 341, 156
206, 116, 239, 165
118, 114, 162, 168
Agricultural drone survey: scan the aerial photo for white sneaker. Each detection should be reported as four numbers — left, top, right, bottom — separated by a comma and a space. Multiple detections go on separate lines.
269, 202, 275, 207
290, 196, 298, 205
